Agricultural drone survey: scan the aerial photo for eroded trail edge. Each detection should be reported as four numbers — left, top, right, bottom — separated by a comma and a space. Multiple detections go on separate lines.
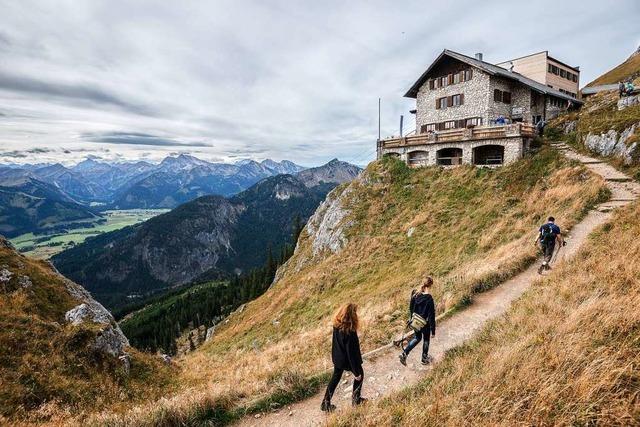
237, 143, 640, 427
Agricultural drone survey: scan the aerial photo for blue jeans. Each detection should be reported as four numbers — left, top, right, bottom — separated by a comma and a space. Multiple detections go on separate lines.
404, 328, 431, 361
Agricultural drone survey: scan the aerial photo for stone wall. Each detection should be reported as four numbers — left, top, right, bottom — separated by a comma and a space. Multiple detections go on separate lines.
415, 69, 491, 131
380, 137, 526, 166
413, 62, 564, 131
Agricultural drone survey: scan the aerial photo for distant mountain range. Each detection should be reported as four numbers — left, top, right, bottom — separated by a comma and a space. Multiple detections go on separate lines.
52, 159, 361, 309
0, 155, 307, 209
0, 169, 99, 238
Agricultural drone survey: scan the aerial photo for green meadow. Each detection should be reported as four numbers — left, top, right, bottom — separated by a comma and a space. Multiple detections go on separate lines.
10, 209, 168, 259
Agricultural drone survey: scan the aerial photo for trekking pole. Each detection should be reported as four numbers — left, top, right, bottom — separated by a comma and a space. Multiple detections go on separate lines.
551, 243, 563, 265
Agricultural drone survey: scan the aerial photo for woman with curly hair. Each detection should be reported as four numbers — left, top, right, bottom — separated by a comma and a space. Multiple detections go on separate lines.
321, 303, 367, 412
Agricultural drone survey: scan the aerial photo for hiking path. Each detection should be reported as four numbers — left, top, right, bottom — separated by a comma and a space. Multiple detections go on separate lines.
237, 142, 640, 427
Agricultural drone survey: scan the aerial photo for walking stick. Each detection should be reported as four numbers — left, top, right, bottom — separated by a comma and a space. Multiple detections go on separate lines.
551, 242, 563, 264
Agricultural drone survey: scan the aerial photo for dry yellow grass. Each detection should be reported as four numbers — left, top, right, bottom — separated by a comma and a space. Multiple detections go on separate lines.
0, 242, 174, 426
85, 148, 608, 426
329, 201, 640, 426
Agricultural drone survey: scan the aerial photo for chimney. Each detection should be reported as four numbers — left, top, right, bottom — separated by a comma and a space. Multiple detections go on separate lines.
475, 52, 483, 62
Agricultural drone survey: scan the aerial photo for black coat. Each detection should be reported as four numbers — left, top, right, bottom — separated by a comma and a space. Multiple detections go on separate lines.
410, 292, 436, 335
331, 327, 363, 374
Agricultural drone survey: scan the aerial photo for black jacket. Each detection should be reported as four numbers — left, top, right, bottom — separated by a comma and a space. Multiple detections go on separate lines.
410, 292, 436, 336
331, 327, 363, 374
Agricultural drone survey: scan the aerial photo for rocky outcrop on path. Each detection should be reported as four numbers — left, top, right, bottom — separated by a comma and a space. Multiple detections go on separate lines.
618, 95, 640, 110
583, 123, 638, 165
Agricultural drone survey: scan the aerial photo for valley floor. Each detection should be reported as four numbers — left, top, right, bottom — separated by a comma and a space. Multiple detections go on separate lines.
10, 209, 167, 259
236, 142, 640, 427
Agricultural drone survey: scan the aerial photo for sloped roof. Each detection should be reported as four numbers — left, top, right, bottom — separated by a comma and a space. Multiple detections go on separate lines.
404, 49, 583, 104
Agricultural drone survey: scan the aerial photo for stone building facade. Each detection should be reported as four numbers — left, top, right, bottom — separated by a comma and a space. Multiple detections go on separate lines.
378, 49, 582, 167
411, 51, 577, 132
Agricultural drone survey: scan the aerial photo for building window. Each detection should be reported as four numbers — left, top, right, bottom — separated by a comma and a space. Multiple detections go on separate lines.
572, 74, 578, 82
451, 93, 464, 106
549, 97, 567, 108
436, 97, 448, 109
444, 120, 457, 129
421, 123, 437, 133
465, 117, 482, 127
453, 72, 461, 84
560, 69, 566, 78
440, 76, 448, 87
464, 69, 473, 81
494, 89, 511, 104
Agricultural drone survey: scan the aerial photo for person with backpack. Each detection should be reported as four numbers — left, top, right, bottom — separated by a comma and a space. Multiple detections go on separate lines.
536, 216, 565, 274
321, 303, 367, 412
399, 276, 436, 366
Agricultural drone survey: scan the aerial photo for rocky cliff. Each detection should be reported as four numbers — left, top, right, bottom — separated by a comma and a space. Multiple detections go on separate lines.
0, 236, 169, 422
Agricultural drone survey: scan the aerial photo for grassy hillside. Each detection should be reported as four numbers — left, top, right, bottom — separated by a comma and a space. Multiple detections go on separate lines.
587, 50, 640, 86
0, 240, 172, 425
549, 51, 640, 178
330, 200, 640, 426
92, 148, 607, 425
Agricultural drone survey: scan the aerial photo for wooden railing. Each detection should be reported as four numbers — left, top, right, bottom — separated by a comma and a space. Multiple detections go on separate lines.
380, 123, 536, 148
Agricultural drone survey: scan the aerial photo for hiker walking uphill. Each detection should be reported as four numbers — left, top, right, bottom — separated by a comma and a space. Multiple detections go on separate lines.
321, 303, 367, 413
536, 216, 565, 274
399, 276, 436, 366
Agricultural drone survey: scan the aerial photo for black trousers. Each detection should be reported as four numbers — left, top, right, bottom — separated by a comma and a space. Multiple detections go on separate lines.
323, 367, 363, 404
403, 328, 431, 361
543, 241, 556, 263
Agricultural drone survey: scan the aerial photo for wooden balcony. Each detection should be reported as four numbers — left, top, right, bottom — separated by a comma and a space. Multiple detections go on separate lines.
379, 123, 536, 149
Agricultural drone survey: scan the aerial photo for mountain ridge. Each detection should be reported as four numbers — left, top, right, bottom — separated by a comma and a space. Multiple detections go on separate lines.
52, 159, 361, 309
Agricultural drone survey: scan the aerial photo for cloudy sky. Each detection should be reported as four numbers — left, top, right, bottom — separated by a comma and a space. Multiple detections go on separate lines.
0, 0, 638, 166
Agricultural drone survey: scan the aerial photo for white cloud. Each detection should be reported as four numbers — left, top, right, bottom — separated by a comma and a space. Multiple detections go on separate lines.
0, 0, 638, 166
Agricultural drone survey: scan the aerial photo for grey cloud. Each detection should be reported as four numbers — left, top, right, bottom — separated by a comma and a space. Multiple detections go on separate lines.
84, 131, 212, 147
0, 72, 152, 115
1, 151, 28, 158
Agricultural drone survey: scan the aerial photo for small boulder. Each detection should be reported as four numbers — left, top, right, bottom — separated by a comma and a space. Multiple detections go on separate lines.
618, 95, 640, 110
18, 275, 32, 289
93, 326, 128, 358
0, 268, 12, 283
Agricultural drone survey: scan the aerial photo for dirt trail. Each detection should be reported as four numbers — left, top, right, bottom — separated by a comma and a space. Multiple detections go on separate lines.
237, 144, 640, 427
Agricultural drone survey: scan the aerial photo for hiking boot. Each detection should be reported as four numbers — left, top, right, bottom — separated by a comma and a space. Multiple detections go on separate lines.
352, 397, 368, 406
421, 355, 433, 365
321, 400, 336, 412
399, 353, 407, 366
537, 264, 545, 275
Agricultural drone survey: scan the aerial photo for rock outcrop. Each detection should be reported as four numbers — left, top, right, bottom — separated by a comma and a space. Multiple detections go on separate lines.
584, 123, 639, 165
618, 95, 640, 110
64, 280, 130, 357
306, 184, 354, 256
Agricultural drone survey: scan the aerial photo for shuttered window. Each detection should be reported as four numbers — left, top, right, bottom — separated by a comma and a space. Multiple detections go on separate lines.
494, 89, 511, 104
429, 79, 436, 90
465, 117, 482, 127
